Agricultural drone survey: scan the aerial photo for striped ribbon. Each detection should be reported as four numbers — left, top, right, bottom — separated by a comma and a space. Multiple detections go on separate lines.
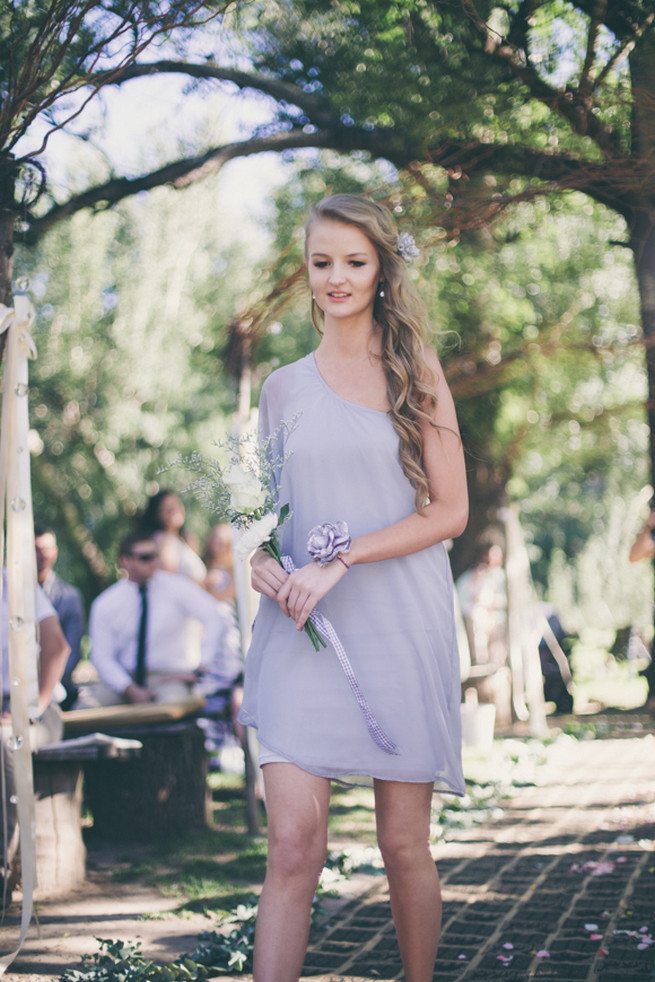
281, 555, 398, 756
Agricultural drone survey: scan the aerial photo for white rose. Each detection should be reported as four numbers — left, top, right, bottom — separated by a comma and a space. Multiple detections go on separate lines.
224, 463, 267, 513
235, 512, 279, 559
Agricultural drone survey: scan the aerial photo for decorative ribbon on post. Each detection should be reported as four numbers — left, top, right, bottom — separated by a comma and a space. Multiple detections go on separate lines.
281, 555, 398, 756
0, 296, 40, 974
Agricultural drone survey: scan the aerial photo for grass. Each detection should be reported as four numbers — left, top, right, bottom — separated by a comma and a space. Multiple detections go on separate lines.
100, 775, 384, 922
110, 831, 268, 918
569, 630, 649, 711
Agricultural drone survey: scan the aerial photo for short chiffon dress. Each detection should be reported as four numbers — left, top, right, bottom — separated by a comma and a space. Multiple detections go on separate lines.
238, 353, 465, 795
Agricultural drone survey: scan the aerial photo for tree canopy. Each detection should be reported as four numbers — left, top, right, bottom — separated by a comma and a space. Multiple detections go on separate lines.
18, 1, 654, 234
2, 0, 654, 626
0, 0, 231, 310
6, 0, 653, 479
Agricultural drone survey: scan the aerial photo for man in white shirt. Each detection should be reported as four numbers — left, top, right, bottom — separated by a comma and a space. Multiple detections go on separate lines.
1, 569, 70, 889
80, 532, 229, 706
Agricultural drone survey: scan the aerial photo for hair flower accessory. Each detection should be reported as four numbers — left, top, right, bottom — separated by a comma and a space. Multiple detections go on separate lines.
307, 521, 352, 566
396, 232, 420, 262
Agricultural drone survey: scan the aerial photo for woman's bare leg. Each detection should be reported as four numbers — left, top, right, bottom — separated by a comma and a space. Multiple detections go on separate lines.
253, 763, 331, 982
374, 780, 440, 982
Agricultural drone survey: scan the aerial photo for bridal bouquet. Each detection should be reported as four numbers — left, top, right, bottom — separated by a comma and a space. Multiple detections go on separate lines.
175, 418, 326, 651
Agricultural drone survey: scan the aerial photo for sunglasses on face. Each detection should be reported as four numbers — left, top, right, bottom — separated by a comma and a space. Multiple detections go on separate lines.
130, 552, 158, 562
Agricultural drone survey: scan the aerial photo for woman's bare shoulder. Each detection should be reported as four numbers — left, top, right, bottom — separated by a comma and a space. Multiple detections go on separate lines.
421, 344, 445, 376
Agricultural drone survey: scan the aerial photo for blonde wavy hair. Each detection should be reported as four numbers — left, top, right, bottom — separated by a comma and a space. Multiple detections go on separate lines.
305, 194, 437, 511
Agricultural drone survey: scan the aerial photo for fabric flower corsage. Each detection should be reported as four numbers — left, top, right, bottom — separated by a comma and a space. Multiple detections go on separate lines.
307, 521, 352, 566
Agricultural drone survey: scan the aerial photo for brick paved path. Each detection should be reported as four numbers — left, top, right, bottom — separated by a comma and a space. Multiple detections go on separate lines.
302, 721, 655, 982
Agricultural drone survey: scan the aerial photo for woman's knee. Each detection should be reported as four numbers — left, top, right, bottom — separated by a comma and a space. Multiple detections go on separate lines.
374, 780, 434, 872
262, 763, 330, 879
377, 822, 431, 873
267, 822, 327, 880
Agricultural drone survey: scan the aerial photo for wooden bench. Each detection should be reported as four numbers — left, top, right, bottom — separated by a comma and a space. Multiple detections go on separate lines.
32, 733, 142, 899
62, 698, 211, 842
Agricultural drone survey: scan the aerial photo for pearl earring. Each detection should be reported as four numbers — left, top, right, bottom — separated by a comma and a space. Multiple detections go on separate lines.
378, 285, 385, 298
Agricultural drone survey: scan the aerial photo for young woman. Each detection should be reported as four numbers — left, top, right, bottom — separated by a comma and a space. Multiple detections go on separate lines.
140, 489, 207, 585
202, 523, 237, 605
238, 194, 468, 982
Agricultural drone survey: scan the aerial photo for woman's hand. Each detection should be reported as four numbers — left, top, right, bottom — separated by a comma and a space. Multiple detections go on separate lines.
276, 559, 348, 631
250, 548, 289, 600
629, 511, 655, 563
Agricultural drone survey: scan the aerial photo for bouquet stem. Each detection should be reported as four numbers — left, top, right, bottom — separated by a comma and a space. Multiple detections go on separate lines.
264, 541, 327, 652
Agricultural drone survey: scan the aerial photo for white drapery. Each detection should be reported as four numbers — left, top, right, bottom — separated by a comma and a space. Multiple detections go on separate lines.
0, 295, 40, 973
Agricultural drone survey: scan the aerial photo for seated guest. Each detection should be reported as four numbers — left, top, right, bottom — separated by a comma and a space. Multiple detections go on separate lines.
34, 524, 85, 710
1, 568, 69, 893
79, 532, 229, 707
196, 598, 246, 757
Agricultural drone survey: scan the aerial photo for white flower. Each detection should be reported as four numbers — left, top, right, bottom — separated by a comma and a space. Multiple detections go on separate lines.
224, 463, 267, 513
235, 512, 279, 559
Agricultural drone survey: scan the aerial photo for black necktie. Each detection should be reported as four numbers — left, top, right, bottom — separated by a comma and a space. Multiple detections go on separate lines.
135, 583, 148, 687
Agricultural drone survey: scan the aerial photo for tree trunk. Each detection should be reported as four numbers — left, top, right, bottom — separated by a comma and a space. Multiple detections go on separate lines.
631, 214, 655, 491
628, 28, 655, 491
449, 441, 510, 581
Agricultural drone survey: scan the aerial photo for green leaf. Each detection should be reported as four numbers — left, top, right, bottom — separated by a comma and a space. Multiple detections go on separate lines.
278, 502, 290, 524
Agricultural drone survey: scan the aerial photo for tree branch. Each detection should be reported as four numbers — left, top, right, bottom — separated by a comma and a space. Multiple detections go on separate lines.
91, 60, 337, 128
4, 0, 229, 155
459, 0, 623, 155
26, 123, 646, 243
25, 127, 370, 240
573, 0, 655, 40
579, 0, 606, 98
423, 140, 644, 219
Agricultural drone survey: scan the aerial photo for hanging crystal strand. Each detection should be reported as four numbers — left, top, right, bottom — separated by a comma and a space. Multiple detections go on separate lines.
0, 296, 40, 973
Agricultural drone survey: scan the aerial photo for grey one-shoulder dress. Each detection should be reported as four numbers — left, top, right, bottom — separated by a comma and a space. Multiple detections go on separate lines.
238, 353, 464, 795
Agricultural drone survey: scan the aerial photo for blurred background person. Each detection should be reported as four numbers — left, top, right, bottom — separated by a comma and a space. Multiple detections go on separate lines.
139, 489, 206, 585
456, 543, 508, 668
78, 531, 227, 707
202, 523, 237, 605
536, 602, 575, 715
34, 523, 85, 710
1, 568, 69, 895
195, 596, 247, 768
628, 499, 655, 713
456, 542, 511, 726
